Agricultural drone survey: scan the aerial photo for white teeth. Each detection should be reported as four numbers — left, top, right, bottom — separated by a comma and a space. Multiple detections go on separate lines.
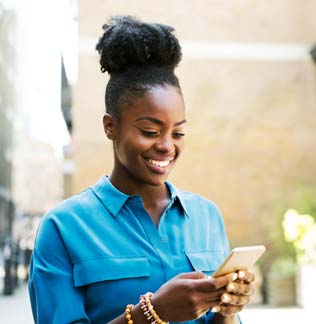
147, 159, 172, 167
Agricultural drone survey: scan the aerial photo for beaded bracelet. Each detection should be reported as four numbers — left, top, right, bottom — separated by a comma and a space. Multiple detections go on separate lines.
139, 292, 169, 324
125, 304, 134, 324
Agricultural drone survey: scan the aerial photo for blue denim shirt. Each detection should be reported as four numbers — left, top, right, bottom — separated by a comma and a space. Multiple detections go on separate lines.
29, 176, 233, 324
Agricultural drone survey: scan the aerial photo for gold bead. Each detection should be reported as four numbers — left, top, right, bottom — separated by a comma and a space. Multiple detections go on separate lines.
125, 304, 134, 324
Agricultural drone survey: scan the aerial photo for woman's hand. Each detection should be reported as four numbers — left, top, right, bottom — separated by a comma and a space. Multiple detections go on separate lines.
212, 270, 255, 317
150, 271, 238, 322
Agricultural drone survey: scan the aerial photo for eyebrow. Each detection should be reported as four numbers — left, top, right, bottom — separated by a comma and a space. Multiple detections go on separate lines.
135, 116, 186, 126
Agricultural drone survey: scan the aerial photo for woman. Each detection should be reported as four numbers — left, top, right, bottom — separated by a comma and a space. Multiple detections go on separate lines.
29, 16, 255, 324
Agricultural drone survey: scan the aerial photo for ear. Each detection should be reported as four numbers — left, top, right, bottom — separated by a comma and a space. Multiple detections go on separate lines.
103, 114, 116, 140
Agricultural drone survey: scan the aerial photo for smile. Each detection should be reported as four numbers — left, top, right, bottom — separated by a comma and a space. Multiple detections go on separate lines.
146, 158, 173, 167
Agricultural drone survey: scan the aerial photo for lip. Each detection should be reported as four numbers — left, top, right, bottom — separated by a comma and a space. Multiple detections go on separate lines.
144, 157, 174, 174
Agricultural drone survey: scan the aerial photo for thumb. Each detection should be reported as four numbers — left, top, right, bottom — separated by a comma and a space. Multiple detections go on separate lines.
195, 272, 238, 292
177, 271, 207, 280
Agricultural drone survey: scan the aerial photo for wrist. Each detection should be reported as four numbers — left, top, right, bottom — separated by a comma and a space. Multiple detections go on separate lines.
140, 292, 169, 324
149, 293, 168, 322
212, 313, 239, 324
130, 303, 149, 324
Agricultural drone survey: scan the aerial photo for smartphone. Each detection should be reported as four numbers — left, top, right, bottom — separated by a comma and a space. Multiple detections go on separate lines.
212, 245, 266, 278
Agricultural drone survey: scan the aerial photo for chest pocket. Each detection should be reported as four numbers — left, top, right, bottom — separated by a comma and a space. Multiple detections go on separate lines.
73, 256, 150, 287
185, 250, 225, 276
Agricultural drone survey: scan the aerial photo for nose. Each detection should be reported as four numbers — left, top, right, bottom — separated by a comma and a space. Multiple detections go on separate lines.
154, 135, 175, 153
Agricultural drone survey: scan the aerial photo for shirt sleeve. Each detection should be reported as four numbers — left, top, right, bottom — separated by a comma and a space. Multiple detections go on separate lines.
28, 214, 90, 324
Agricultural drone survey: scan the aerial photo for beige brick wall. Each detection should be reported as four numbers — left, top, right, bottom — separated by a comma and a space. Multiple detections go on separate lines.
79, 0, 316, 42
173, 59, 316, 243
73, 0, 316, 248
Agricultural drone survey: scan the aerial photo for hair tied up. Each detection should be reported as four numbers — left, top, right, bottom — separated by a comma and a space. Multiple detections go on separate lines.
95, 15, 182, 74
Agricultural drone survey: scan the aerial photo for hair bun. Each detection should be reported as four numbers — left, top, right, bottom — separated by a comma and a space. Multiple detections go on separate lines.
96, 16, 182, 74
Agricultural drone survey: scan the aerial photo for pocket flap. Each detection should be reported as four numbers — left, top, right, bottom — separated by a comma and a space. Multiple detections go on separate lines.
73, 256, 150, 287
185, 251, 224, 273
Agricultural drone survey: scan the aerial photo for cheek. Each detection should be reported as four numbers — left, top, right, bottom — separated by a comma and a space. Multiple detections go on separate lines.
131, 131, 158, 151
176, 139, 185, 154
116, 134, 151, 161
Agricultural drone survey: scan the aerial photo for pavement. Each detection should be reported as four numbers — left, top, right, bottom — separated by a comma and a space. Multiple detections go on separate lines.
0, 284, 314, 324
240, 305, 314, 323
0, 283, 33, 324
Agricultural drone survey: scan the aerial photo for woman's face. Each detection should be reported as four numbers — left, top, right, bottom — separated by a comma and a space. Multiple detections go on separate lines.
107, 86, 186, 188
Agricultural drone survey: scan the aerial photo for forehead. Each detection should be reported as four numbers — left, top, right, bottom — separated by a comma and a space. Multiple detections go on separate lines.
121, 86, 185, 123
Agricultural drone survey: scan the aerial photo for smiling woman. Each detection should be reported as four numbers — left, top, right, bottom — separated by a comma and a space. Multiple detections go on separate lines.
28, 16, 256, 324
104, 86, 186, 196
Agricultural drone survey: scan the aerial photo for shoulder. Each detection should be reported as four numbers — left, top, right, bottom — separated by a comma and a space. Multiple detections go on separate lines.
45, 188, 96, 220
181, 190, 219, 208
166, 180, 225, 225
34, 187, 104, 253
38, 186, 102, 236
177, 188, 223, 218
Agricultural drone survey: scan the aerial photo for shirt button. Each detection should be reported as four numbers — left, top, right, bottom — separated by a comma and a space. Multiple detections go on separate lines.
161, 238, 168, 244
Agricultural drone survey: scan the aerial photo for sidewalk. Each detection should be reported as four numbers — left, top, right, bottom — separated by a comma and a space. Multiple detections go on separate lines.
0, 284, 313, 324
241, 304, 313, 324
0, 284, 33, 324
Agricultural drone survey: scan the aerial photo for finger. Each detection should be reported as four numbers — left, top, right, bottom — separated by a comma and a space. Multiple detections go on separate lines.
197, 273, 238, 292
237, 270, 255, 283
213, 272, 238, 289
226, 282, 254, 296
201, 288, 227, 303
221, 293, 251, 306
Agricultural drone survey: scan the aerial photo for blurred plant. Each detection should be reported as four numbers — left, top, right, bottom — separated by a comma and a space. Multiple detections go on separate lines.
268, 256, 297, 278
282, 209, 316, 264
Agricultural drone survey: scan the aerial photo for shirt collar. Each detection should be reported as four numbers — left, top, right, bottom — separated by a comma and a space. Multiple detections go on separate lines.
92, 176, 130, 217
92, 176, 189, 218
165, 181, 190, 218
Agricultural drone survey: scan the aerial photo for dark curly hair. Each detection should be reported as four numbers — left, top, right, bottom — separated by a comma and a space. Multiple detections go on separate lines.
95, 16, 182, 120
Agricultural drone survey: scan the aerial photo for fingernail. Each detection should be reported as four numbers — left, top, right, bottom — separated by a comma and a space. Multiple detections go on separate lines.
211, 306, 221, 313
238, 271, 245, 279
227, 282, 236, 292
232, 273, 238, 281
221, 293, 231, 303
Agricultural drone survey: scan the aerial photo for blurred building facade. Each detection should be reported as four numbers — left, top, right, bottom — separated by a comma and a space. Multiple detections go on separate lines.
0, 0, 77, 294
73, 1, 316, 252
12, 0, 77, 215
0, 3, 17, 281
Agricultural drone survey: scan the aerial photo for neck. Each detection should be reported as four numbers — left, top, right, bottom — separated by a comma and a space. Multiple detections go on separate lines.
109, 169, 170, 205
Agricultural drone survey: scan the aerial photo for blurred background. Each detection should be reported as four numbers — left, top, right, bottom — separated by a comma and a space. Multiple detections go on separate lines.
0, 0, 315, 323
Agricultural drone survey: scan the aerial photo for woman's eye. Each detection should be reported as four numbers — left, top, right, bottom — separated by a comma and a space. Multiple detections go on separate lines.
140, 130, 159, 137
173, 132, 185, 139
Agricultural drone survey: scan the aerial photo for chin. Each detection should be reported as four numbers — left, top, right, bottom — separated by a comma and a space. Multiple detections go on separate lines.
145, 174, 169, 187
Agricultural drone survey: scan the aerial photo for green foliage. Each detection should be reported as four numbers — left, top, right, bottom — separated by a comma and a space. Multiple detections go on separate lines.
269, 257, 297, 278
268, 186, 316, 269
283, 209, 316, 264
